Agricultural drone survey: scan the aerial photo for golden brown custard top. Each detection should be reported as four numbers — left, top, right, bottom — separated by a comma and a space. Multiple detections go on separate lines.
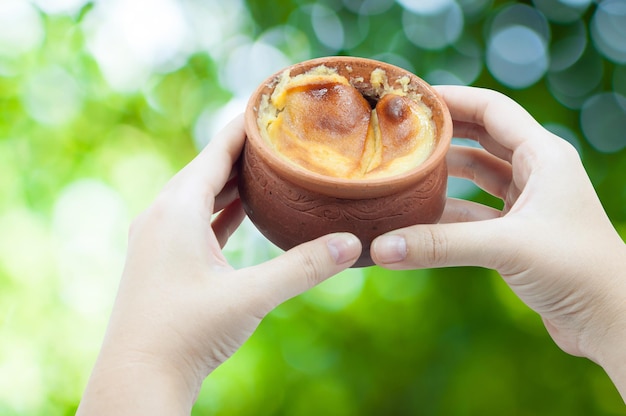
257, 66, 436, 179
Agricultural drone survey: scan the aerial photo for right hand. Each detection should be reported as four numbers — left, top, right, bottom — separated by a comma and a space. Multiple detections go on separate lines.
370, 86, 626, 396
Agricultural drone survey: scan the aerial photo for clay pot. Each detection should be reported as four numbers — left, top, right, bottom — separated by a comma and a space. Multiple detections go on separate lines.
238, 56, 452, 267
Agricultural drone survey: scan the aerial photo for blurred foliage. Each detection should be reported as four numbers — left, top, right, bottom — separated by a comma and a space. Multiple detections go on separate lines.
0, 0, 625, 415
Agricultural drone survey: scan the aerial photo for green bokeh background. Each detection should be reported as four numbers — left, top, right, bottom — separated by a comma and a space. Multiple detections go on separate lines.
0, 0, 625, 414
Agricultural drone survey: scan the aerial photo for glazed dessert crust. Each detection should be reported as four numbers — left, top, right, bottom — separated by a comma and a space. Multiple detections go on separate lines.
258, 65, 436, 179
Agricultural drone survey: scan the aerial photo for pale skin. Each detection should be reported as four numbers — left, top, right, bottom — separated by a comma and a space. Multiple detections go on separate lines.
78, 86, 626, 414
372, 86, 626, 401
76, 115, 362, 415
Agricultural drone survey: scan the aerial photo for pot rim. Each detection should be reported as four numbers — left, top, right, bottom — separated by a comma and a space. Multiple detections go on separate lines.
244, 56, 452, 200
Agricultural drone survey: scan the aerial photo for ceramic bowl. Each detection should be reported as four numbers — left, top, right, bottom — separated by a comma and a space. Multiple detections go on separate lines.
238, 56, 452, 267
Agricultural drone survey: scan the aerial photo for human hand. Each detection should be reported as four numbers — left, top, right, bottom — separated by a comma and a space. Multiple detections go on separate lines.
77, 115, 362, 415
370, 86, 626, 397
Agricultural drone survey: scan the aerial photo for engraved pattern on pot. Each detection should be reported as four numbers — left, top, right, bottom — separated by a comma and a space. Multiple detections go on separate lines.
243, 145, 444, 223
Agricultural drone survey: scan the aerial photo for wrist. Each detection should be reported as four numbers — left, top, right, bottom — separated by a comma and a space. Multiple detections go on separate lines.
590, 318, 626, 401
580, 247, 626, 401
78, 349, 202, 415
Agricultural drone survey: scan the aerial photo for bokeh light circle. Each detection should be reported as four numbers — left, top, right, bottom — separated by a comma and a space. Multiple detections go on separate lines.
83, 0, 193, 91
397, 0, 455, 15
487, 25, 548, 88
580, 92, 626, 153
532, 0, 592, 23
486, 4, 551, 89
549, 20, 587, 71
426, 70, 465, 85
310, 4, 345, 51
258, 25, 312, 63
52, 179, 128, 317
486, 4, 550, 89
220, 40, 291, 98
458, 0, 493, 19
21, 66, 83, 126
430, 37, 483, 85
342, 0, 395, 15
489, 4, 551, 40
401, 1, 464, 50
547, 45, 603, 109
335, 9, 371, 50
194, 97, 248, 150
0, 1, 44, 58
32, 0, 89, 16
591, 0, 626, 64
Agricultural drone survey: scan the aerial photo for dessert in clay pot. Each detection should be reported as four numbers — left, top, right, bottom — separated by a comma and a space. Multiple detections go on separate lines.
239, 57, 452, 267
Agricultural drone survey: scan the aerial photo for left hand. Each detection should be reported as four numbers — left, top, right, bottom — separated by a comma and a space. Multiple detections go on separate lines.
77, 115, 361, 415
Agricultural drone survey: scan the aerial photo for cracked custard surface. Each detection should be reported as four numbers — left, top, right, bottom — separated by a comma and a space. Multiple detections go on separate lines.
257, 65, 436, 179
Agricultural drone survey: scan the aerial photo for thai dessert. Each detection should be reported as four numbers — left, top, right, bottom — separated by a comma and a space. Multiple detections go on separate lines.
257, 65, 437, 179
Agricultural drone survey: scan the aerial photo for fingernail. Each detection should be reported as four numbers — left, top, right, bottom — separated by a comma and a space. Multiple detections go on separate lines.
373, 235, 407, 264
327, 234, 361, 264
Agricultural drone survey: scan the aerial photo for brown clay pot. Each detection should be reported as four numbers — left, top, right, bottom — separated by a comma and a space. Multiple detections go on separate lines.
238, 56, 452, 267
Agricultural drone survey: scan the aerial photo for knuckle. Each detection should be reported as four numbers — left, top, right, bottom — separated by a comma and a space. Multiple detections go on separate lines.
418, 228, 448, 267
295, 249, 324, 290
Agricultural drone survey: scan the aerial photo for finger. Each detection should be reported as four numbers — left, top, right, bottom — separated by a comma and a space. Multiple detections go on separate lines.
166, 114, 246, 200
192, 114, 245, 196
446, 144, 523, 214
214, 176, 239, 214
212, 199, 246, 248
450, 121, 513, 163
370, 219, 510, 270
435, 86, 545, 153
447, 145, 513, 199
241, 233, 362, 312
440, 198, 502, 223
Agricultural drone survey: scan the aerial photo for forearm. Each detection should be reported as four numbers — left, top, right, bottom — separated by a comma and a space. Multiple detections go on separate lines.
589, 244, 626, 403
595, 313, 626, 403
77, 357, 198, 415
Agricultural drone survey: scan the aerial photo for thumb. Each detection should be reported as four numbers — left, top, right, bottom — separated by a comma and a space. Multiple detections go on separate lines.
245, 233, 362, 309
370, 219, 507, 270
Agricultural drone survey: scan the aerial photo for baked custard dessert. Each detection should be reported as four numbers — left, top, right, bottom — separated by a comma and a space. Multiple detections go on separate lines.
257, 65, 437, 179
